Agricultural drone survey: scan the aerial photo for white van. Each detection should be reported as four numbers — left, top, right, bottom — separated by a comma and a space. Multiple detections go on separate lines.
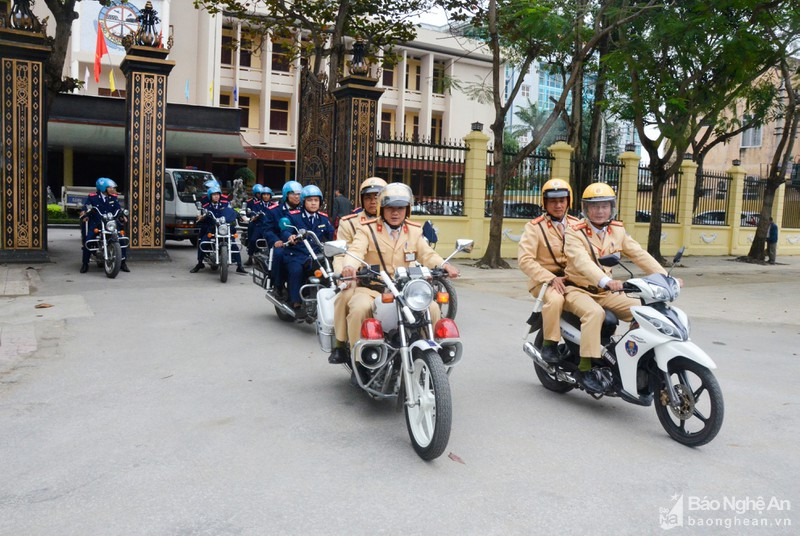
164, 167, 219, 244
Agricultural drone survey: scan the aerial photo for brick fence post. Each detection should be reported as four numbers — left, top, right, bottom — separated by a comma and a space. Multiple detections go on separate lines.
618, 149, 641, 225
463, 129, 490, 259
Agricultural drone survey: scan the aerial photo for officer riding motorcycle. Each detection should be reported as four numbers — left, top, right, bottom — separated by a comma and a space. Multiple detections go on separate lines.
80, 177, 129, 274
190, 185, 247, 274
264, 180, 303, 299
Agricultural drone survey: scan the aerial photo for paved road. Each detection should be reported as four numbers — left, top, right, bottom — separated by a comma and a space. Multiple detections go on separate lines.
1, 229, 798, 535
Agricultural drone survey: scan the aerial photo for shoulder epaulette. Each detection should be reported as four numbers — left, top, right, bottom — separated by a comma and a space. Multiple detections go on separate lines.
341, 213, 358, 221
363, 217, 378, 225
268, 202, 278, 208
268, 204, 281, 210
89, 193, 98, 197
289, 209, 301, 215
571, 221, 588, 230
609, 220, 624, 227
531, 215, 545, 224
566, 214, 580, 222
352, 207, 364, 214
318, 211, 328, 217
406, 220, 421, 228
202, 203, 209, 208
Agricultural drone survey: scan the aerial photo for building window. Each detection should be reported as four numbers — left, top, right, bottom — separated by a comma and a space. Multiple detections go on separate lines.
240, 38, 253, 68
433, 61, 446, 94
220, 94, 231, 107
521, 84, 530, 99
405, 112, 420, 140
538, 67, 563, 111
741, 121, 762, 148
405, 59, 421, 91
381, 111, 394, 138
221, 34, 233, 66
239, 96, 251, 129
272, 43, 291, 73
431, 114, 443, 143
382, 62, 395, 87
270, 99, 290, 132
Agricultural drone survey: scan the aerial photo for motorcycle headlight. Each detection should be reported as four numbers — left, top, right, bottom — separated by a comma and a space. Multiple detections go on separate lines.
403, 279, 433, 312
640, 313, 687, 341
105, 221, 117, 232
219, 224, 229, 235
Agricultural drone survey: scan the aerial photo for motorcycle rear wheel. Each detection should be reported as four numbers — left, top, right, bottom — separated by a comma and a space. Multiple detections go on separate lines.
404, 349, 452, 461
531, 330, 574, 393
432, 277, 457, 320
275, 306, 294, 322
219, 245, 229, 283
105, 242, 122, 279
654, 358, 724, 447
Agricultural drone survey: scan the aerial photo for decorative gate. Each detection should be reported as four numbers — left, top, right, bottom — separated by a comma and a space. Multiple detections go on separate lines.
297, 68, 335, 202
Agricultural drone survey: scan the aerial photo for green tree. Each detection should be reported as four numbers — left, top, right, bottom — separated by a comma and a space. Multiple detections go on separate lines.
604, 0, 790, 262
439, 0, 658, 268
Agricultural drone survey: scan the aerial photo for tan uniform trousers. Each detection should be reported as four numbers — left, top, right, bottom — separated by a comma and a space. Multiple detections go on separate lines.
531, 282, 566, 343
346, 287, 441, 351
333, 286, 355, 344
564, 288, 639, 358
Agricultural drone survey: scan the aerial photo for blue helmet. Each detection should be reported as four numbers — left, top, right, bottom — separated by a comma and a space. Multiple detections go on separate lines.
207, 185, 222, 198
203, 178, 220, 189
96, 177, 118, 193
282, 181, 303, 197
261, 186, 274, 197
301, 184, 323, 203
252, 184, 264, 196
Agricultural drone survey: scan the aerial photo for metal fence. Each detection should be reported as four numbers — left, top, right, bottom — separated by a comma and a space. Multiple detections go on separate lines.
636, 166, 680, 223
572, 158, 624, 193
485, 146, 553, 218
375, 135, 467, 216
783, 184, 800, 228
692, 169, 732, 226
740, 177, 768, 227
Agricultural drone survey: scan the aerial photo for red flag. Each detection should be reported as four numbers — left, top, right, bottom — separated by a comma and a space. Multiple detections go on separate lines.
94, 26, 109, 83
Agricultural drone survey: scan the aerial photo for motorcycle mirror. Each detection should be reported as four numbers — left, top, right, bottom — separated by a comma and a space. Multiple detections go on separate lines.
455, 239, 474, 253
673, 247, 685, 264
123, 209, 129, 217
195, 201, 203, 210
598, 253, 621, 267
278, 217, 292, 231
324, 240, 347, 257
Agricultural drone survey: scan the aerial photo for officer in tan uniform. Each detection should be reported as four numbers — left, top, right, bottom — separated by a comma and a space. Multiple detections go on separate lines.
340, 183, 459, 353
329, 177, 387, 364
518, 179, 580, 363
563, 182, 667, 393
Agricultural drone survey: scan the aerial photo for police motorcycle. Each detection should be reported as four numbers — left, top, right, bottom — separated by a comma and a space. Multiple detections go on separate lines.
524, 247, 724, 447
83, 205, 130, 278
318, 238, 474, 460
194, 201, 239, 283
250, 218, 334, 323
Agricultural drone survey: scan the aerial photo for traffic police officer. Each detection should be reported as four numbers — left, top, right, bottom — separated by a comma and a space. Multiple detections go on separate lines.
264, 180, 303, 297
80, 178, 129, 274
281, 185, 334, 318
517, 178, 580, 363
340, 183, 459, 355
563, 182, 667, 393
329, 176, 387, 364
190, 185, 247, 274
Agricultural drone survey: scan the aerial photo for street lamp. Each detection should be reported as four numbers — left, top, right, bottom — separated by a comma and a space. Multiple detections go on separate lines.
683, 152, 693, 161
625, 143, 636, 152
732, 159, 741, 166
349, 39, 369, 76
471, 122, 483, 132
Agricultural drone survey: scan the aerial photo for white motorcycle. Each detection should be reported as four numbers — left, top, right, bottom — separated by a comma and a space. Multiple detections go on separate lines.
524, 248, 724, 447
317, 239, 473, 460
83, 205, 129, 278
195, 202, 237, 283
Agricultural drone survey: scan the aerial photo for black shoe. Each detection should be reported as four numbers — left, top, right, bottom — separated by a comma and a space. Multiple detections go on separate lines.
245, 258, 253, 266
293, 305, 306, 322
540, 345, 561, 364
120, 261, 130, 273
329, 347, 350, 365
189, 263, 204, 273
236, 265, 247, 274
80, 263, 89, 273
575, 369, 605, 394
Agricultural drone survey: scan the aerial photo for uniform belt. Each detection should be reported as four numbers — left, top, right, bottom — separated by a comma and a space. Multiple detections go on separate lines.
565, 281, 601, 294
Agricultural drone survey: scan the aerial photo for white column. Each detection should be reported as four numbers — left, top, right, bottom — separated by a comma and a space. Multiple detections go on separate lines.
234, 22, 241, 104
442, 58, 454, 140
398, 50, 407, 137
260, 35, 273, 145
420, 53, 433, 139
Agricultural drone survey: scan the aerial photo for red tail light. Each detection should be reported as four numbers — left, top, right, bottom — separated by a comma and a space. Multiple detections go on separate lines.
360, 318, 384, 340
434, 318, 460, 339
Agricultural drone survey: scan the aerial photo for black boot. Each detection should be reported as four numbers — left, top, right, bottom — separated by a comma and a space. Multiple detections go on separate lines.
575, 369, 606, 394
329, 346, 350, 365
540, 344, 561, 364
245, 257, 253, 266
236, 264, 247, 274
190, 262, 204, 273
120, 261, 130, 273
80, 263, 89, 273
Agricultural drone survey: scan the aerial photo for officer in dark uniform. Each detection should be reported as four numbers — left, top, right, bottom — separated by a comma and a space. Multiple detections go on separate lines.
244, 184, 264, 265
263, 180, 303, 297
80, 177, 129, 273
190, 185, 246, 274
280, 184, 334, 319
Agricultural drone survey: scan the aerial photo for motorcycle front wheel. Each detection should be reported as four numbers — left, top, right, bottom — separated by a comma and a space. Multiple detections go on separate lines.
531, 326, 574, 393
654, 357, 724, 447
219, 245, 229, 283
404, 349, 452, 461
105, 241, 122, 279
431, 277, 457, 319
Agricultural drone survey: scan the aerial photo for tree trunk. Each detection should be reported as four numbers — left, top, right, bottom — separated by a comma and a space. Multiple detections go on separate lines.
43, 0, 79, 113
477, 123, 510, 268
646, 165, 667, 264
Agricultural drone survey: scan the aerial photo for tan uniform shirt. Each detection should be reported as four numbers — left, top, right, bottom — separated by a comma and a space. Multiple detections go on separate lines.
565, 220, 666, 290
344, 218, 445, 274
333, 211, 372, 272
518, 214, 580, 292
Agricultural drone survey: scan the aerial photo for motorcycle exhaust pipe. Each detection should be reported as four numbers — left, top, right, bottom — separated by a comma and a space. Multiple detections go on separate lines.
524, 341, 555, 373
263, 291, 295, 318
